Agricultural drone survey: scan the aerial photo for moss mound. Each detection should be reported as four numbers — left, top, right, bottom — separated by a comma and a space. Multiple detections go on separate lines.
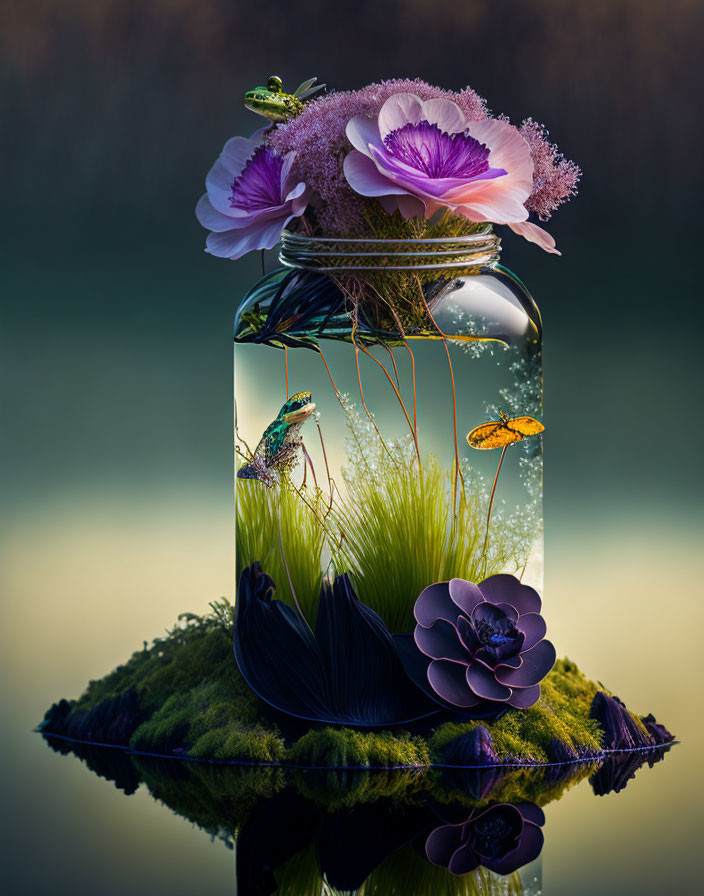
41, 604, 671, 768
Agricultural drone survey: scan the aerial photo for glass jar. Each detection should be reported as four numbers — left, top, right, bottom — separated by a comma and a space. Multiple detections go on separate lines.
234, 228, 542, 635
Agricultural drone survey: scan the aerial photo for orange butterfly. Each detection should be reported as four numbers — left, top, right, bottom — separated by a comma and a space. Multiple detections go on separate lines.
467, 413, 545, 450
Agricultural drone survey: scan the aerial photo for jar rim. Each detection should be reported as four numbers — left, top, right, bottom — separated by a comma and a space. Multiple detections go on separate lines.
279, 228, 501, 272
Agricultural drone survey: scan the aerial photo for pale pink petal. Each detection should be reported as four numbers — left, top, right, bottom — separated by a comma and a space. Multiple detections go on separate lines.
279, 151, 296, 190
288, 184, 310, 215
379, 193, 427, 219
219, 130, 267, 177
345, 115, 382, 155
453, 191, 530, 224
378, 93, 425, 139
467, 119, 534, 199
418, 97, 468, 135
343, 150, 413, 198
508, 221, 561, 254
205, 159, 236, 213
205, 215, 288, 259
443, 176, 521, 204
195, 194, 239, 232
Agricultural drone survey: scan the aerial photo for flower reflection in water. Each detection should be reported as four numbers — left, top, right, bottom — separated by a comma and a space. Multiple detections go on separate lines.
42, 734, 674, 895
426, 802, 545, 876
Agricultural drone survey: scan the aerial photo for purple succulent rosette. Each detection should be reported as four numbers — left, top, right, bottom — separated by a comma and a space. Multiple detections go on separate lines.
414, 574, 556, 710
426, 802, 545, 876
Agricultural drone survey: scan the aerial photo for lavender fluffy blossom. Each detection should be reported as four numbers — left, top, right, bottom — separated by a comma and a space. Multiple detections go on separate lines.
269, 79, 487, 234
520, 118, 581, 220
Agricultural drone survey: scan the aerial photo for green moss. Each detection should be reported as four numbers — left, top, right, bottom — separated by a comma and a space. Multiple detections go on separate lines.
48, 735, 671, 855
287, 727, 431, 768
73, 619, 252, 720
131, 758, 286, 837
291, 767, 428, 809
430, 659, 606, 763
426, 760, 598, 810
190, 726, 285, 763
45, 603, 659, 772
331, 207, 493, 333
128, 675, 284, 762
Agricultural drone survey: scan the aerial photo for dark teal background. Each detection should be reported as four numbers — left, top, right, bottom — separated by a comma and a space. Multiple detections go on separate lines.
2, 0, 702, 515
1, 3, 702, 894
1, 0, 704, 513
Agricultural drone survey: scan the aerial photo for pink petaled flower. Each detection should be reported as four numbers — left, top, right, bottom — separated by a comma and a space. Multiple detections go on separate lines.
268, 79, 487, 235
196, 128, 310, 260
344, 93, 559, 253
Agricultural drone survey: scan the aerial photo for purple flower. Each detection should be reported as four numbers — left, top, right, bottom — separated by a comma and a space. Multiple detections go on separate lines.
343, 93, 560, 253
413, 574, 556, 709
268, 78, 487, 235
196, 129, 309, 260
426, 803, 545, 876
343, 93, 529, 222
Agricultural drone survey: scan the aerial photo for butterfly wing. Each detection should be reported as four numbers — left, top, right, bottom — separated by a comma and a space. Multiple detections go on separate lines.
507, 416, 545, 437
467, 422, 522, 449
467, 416, 544, 449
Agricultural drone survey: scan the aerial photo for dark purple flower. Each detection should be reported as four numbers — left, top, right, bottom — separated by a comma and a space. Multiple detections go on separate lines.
426, 803, 545, 876
196, 129, 309, 260
413, 575, 556, 710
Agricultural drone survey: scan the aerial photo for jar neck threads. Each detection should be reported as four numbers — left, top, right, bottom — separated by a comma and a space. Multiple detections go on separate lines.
279, 228, 501, 273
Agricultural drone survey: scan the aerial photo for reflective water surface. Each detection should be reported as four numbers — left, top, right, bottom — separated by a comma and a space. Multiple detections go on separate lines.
4, 729, 692, 896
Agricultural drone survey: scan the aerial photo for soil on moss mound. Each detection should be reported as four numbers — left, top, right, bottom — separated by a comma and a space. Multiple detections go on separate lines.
40, 604, 673, 768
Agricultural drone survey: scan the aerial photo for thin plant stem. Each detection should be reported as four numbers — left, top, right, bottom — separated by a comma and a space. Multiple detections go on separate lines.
318, 345, 347, 411
382, 343, 401, 388
483, 444, 508, 567
519, 552, 530, 582
276, 511, 313, 633
350, 276, 422, 466
401, 340, 418, 448
316, 420, 334, 513
332, 273, 418, 461
318, 340, 376, 477
301, 443, 319, 490
234, 446, 251, 465
356, 341, 421, 466
235, 433, 255, 460
352, 340, 399, 468
345, 293, 397, 466
289, 480, 333, 534
284, 346, 289, 398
